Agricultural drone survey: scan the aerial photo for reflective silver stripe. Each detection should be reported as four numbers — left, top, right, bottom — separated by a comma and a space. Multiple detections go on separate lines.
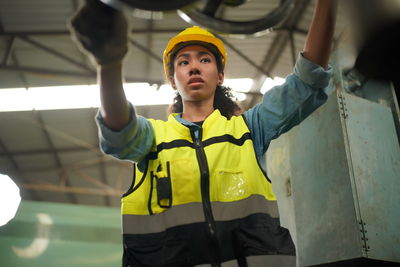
195, 255, 296, 267
122, 195, 279, 234
212, 194, 279, 221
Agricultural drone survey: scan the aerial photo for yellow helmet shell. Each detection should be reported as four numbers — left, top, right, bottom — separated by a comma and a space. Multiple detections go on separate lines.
163, 26, 227, 82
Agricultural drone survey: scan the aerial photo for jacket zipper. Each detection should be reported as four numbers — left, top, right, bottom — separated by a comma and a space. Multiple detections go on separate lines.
191, 128, 221, 267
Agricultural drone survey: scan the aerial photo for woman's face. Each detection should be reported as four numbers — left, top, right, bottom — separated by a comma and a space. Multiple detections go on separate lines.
171, 45, 224, 103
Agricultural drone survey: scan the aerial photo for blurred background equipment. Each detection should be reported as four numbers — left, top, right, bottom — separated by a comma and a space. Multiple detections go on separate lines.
345, 0, 400, 82
0, 201, 121, 266
101, 0, 295, 35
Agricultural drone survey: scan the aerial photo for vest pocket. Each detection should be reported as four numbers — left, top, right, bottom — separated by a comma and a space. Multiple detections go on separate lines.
233, 215, 296, 257
123, 233, 192, 267
215, 169, 250, 201
155, 161, 172, 208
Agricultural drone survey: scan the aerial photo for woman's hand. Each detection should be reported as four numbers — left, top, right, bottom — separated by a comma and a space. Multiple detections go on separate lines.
68, 0, 128, 65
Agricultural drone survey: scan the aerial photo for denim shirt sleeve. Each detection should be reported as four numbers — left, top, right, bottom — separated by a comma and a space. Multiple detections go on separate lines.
95, 103, 154, 164
244, 53, 332, 162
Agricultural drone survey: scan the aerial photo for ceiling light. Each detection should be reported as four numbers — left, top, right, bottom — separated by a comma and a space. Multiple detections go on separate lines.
224, 78, 254, 93
260, 77, 285, 94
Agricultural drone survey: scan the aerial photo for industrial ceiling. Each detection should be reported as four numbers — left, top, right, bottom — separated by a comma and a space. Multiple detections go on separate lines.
0, 0, 345, 207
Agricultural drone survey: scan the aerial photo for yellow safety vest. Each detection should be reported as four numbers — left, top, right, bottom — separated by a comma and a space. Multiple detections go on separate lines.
121, 109, 295, 267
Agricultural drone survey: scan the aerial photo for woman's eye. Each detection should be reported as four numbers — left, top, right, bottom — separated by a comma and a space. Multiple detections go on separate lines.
178, 60, 188, 66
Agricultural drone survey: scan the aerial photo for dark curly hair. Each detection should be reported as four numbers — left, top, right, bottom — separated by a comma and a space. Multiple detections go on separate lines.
167, 46, 242, 119
168, 85, 242, 119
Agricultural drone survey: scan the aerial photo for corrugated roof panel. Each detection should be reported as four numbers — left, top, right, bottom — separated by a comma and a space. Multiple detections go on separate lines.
0, 0, 75, 31
0, 111, 53, 151
14, 153, 57, 170
40, 108, 99, 149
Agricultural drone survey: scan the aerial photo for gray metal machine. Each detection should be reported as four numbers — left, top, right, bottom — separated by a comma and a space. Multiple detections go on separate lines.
267, 78, 400, 266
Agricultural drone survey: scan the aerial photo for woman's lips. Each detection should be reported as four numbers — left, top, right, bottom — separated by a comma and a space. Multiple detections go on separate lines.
188, 77, 204, 85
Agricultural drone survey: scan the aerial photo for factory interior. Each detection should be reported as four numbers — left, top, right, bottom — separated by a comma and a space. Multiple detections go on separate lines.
0, 0, 399, 266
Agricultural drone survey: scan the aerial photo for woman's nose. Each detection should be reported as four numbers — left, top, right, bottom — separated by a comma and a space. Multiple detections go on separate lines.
189, 67, 201, 75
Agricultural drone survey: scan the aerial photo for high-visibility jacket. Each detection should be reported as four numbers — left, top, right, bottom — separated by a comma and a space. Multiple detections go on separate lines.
121, 109, 295, 267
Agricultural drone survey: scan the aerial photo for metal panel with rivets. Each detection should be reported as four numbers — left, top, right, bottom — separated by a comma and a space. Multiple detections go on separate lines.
267, 90, 400, 266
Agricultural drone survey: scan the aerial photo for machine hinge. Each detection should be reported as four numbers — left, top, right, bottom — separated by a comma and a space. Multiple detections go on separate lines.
338, 93, 348, 120
359, 220, 370, 253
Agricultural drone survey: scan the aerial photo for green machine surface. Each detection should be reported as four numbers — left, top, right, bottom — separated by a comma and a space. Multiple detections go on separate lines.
0, 201, 122, 267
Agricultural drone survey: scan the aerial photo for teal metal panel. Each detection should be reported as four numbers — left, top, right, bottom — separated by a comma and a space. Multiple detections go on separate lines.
267, 91, 362, 266
343, 92, 400, 262
267, 90, 400, 266
0, 201, 122, 267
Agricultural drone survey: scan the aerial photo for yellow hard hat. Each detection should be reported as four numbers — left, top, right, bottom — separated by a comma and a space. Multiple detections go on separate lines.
163, 26, 227, 82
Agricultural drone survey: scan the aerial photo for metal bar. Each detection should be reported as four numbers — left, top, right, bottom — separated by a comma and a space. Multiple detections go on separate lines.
34, 111, 62, 167
0, 139, 41, 201
100, 156, 111, 206
18, 35, 95, 73
14, 157, 129, 175
0, 65, 95, 78
72, 169, 117, 191
0, 139, 20, 171
1, 36, 14, 66
289, 30, 297, 67
20, 183, 123, 197
216, 34, 271, 77
33, 110, 78, 204
0, 146, 96, 156
145, 19, 154, 76
0, 65, 164, 84
129, 38, 163, 64
0, 29, 182, 37
0, 27, 308, 37
11, 53, 29, 88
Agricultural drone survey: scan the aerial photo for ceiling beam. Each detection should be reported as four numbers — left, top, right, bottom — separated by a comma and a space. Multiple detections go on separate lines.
1, 36, 14, 66
11, 53, 29, 88
13, 157, 129, 175
0, 27, 308, 37
145, 19, 155, 76
0, 65, 164, 85
33, 110, 78, 204
0, 139, 20, 174
216, 34, 271, 77
73, 168, 118, 192
0, 29, 181, 37
20, 183, 123, 197
289, 30, 297, 68
0, 139, 41, 201
129, 38, 163, 64
0, 146, 98, 156
0, 65, 95, 78
18, 35, 95, 73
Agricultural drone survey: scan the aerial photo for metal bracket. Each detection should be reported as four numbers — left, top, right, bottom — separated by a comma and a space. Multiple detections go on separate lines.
338, 93, 349, 120
359, 220, 370, 253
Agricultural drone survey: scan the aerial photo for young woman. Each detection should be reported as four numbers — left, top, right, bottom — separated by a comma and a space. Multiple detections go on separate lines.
70, 1, 336, 266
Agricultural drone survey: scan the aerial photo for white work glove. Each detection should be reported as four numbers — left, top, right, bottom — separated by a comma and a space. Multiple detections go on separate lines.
68, 0, 128, 65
